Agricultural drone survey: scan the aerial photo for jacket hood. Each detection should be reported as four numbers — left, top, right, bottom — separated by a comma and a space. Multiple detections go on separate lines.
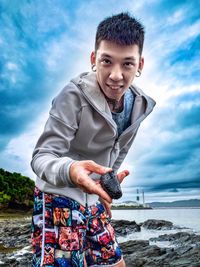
71, 71, 156, 124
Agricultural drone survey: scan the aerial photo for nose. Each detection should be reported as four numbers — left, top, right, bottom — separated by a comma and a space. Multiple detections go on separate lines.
109, 65, 123, 82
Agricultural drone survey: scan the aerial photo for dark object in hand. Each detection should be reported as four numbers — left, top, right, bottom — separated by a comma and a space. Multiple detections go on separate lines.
100, 171, 122, 199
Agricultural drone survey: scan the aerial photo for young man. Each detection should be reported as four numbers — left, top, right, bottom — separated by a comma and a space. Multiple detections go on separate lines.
31, 13, 156, 267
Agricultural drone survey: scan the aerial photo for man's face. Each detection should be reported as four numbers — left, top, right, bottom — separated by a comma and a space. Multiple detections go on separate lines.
91, 40, 144, 101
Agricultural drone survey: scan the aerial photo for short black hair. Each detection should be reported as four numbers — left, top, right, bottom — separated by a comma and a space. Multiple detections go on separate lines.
95, 12, 145, 55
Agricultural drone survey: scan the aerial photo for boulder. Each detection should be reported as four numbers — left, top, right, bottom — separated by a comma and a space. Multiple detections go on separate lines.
150, 231, 200, 247
111, 219, 141, 236
142, 219, 173, 230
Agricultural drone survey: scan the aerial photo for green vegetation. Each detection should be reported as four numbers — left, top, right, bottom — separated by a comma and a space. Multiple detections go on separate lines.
0, 168, 35, 210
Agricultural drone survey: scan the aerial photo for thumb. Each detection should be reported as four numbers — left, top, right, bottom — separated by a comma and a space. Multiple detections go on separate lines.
117, 170, 129, 183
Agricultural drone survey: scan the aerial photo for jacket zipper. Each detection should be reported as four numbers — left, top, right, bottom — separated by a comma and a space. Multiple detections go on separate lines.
78, 85, 148, 138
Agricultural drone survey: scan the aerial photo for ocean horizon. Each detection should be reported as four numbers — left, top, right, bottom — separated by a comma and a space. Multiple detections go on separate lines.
112, 207, 200, 233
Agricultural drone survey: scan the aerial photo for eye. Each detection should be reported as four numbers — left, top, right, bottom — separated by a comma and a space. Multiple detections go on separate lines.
124, 62, 136, 68
100, 58, 112, 65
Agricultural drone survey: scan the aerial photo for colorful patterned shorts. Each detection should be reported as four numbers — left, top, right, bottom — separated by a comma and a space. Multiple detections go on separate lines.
31, 187, 123, 266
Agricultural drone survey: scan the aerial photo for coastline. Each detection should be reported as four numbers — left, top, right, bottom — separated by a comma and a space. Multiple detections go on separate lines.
111, 206, 152, 210
148, 206, 200, 209
0, 209, 199, 266
111, 206, 200, 210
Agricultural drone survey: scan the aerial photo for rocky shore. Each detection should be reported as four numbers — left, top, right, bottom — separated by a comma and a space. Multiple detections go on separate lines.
113, 219, 200, 267
0, 215, 199, 266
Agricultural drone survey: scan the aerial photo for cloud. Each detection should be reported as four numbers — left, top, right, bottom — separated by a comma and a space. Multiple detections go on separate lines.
0, 109, 49, 179
0, 1, 81, 150
115, 187, 200, 203
0, 0, 199, 202
121, 86, 200, 196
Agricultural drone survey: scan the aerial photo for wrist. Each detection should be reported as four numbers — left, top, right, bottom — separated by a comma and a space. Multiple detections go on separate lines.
67, 161, 78, 187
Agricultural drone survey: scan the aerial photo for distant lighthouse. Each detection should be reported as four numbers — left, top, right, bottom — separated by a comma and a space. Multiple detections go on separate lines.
142, 189, 145, 207
136, 189, 146, 207
136, 189, 140, 202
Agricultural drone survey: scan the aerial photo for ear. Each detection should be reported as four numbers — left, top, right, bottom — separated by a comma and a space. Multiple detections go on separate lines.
139, 57, 144, 72
90, 51, 96, 65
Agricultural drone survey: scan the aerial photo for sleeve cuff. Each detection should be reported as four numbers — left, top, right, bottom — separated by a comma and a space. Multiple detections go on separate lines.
65, 160, 77, 187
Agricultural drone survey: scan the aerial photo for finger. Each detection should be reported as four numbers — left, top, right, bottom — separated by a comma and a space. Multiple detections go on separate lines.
117, 170, 129, 183
103, 200, 112, 218
84, 255, 88, 267
91, 183, 112, 203
78, 174, 112, 203
84, 160, 112, 175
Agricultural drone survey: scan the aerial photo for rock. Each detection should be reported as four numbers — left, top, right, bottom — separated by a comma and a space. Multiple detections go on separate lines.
169, 257, 197, 266
142, 219, 173, 230
120, 240, 167, 266
120, 240, 149, 254
121, 239, 200, 267
148, 231, 200, 266
0, 217, 32, 266
0, 216, 199, 266
111, 219, 141, 236
119, 223, 200, 266
150, 231, 200, 247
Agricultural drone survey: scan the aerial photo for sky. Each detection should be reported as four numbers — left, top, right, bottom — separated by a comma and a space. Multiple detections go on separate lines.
0, 0, 200, 203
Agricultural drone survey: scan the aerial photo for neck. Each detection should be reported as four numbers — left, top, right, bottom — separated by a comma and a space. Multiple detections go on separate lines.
104, 95, 124, 113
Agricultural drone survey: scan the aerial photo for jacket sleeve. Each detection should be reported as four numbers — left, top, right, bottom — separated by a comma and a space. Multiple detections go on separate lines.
31, 83, 82, 187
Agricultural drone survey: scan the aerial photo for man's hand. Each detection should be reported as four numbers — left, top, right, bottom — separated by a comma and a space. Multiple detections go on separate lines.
100, 169, 129, 217
69, 160, 112, 203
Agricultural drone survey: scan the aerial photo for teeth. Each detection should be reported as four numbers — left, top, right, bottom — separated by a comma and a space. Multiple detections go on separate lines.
109, 86, 121, 90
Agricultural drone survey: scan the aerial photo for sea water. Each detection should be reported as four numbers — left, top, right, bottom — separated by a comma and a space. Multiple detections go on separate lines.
112, 208, 200, 244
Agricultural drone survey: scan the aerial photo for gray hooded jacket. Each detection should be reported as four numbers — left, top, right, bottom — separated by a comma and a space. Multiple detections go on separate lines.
31, 72, 156, 206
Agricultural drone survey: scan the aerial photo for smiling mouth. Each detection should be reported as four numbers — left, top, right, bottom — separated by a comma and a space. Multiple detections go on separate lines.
107, 84, 123, 90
